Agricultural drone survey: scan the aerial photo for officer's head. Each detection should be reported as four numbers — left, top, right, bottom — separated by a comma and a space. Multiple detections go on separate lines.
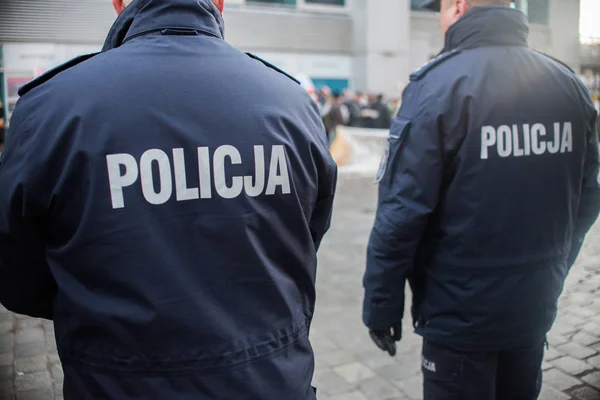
437, 0, 511, 37
112, 0, 225, 14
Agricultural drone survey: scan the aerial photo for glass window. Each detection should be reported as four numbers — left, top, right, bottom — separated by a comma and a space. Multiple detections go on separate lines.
305, 0, 345, 5
246, 0, 296, 5
411, 0, 432, 10
512, 0, 548, 24
526, 0, 548, 24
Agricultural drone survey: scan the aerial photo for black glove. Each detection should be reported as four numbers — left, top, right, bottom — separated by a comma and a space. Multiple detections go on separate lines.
369, 323, 402, 357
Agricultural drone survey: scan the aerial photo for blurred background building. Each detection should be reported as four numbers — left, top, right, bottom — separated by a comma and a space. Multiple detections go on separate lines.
0, 0, 598, 127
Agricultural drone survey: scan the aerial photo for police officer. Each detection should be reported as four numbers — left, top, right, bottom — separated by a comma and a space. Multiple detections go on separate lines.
362, 0, 600, 399
0, 0, 337, 399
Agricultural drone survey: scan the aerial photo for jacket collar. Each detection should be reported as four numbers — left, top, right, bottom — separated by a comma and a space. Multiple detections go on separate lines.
102, 0, 225, 51
444, 6, 529, 52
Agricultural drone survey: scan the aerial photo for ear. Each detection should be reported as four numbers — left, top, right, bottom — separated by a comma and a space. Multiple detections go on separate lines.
112, 0, 126, 15
213, 0, 224, 13
455, 0, 470, 16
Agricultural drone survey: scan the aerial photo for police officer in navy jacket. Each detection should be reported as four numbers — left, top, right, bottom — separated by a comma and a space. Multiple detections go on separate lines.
0, 0, 337, 398
363, 0, 600, 398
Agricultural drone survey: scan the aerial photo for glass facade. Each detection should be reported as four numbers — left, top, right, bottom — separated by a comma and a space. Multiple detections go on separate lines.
306, 0, 346, 5
247, 0, 346, 6
411, 0, 548, 24
246, 0, 296, 5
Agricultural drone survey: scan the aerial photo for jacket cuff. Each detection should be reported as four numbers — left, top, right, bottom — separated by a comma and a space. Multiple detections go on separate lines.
363, 303, 404, 331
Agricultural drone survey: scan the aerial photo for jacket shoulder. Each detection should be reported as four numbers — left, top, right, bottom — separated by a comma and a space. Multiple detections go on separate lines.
18, 52, 99, 96
410, 49, 462, 82
245, 53, 300, 85
533, 50, 575, 74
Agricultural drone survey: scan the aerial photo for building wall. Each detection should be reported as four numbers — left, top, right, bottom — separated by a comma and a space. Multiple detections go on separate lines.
0, 0, 591, 101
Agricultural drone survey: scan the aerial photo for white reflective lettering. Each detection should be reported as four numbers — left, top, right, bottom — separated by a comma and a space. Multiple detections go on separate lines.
214, 145, 243, 199
140, 149, 173, 205
481, 126, 496, 159
512, 124, 524, 157
547, 123, 561, 154
497, 125, 512, 158
523, 124, 531, 156
173, 148, 199, 201
106, 154, 139, 209
531, 123, 547, 155
198, 147, 212, 199
266, 145, 291, 195
244, 146, 266, 197
560, 122, 573, 153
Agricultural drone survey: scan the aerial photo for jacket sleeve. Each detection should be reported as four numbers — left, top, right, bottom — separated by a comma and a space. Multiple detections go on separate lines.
363, 82, 442, 330
310, 166, 337, 252
569, 113, 600, 265
0, 104, 57, 319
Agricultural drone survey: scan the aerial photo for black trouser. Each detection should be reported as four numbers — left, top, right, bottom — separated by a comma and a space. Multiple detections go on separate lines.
421, 339, 544, 400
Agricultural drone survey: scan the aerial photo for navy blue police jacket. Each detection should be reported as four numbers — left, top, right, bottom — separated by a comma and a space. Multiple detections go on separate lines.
0, 1, 337, 398
363, 6, 600, 352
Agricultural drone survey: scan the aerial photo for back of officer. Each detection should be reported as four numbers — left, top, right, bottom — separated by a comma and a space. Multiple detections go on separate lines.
363, 0, 600, 399
0, 0, 337, 399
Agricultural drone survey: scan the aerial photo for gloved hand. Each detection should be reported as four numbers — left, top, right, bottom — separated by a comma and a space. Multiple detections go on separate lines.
369, 323, 402, 356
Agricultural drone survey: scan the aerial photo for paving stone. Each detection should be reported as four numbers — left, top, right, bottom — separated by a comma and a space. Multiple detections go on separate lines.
581, 322, 600, 338
14, 356, 48, 374
14, 372, 52, 393
15, 389, 54, 400
580, 372, 600, 390
355, 352, 396, 371
559, 314, 587, 328
50, 364, 63, 381
14, 319, 42, 331
548, 333, 571, 347
544, 368, 582, 392
374, 359, 420, 382
330, 391, 368, 400
570, 384, 600, 400
585, 354, 600, 369
0, 334, 15, 353
54, 381, 63, 397
334, 362, 375, 384
313, 369, 356, 396
569, 306, 599, 320
311, 338, 339, 354
47, 354, 60, 365
538, 385, 571, 400
316, 351, 356, 368
394, 374, 423, 400
542, 361, 555, 371
551, 324, 580, 338
0, 313, 13, 323
545, 348, 564, 362
0, 366, 14, 381
555, 342, 598, 360
0, 322, 14, 335
14, 329, 44, 345
14, 343, 46, 359
358, 376, 404, 400
552, 356, 595, 376
572, 331, 600, 346
0, 353, 14, 367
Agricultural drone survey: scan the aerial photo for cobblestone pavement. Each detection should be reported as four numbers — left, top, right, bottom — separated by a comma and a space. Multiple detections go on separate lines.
1, 174, 600, 400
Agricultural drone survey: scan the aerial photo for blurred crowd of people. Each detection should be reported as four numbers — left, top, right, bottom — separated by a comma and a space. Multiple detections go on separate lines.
313, 87, 400, 142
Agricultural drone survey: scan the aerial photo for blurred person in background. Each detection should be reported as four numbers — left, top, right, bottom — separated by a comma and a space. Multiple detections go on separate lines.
362, 94, 392, 130
344, 90, 365, 127
323, 92, 346, 143
0, 0, 337, 399
363, 0, 600, 399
